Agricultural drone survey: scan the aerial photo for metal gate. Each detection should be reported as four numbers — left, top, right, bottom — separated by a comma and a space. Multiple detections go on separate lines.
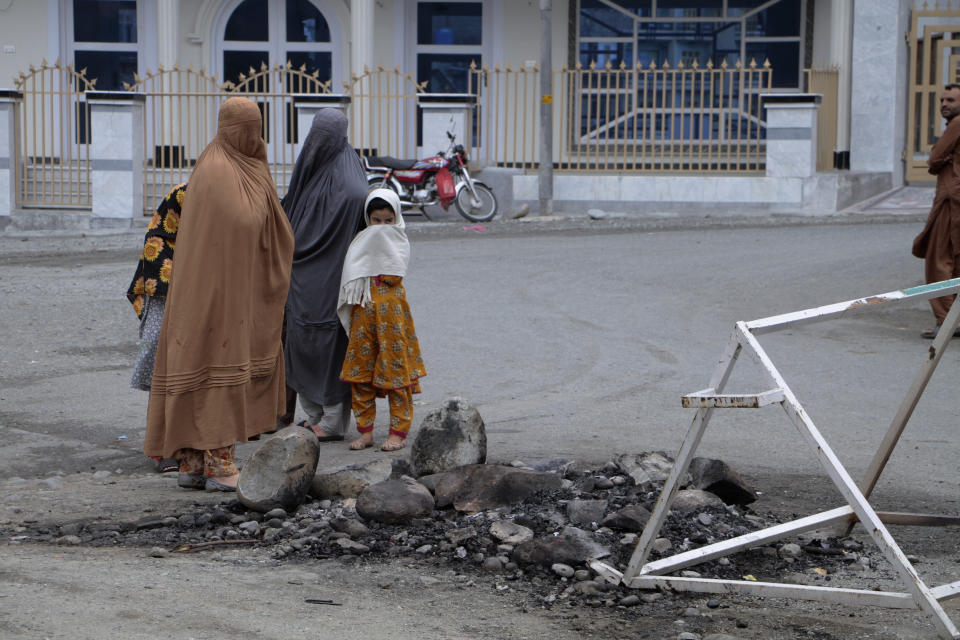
127, 62, 332, 213
345, 66, 426, 159
468, 58, 772, 173
906, 4, 960, 182
13, 60, 94, 208
228, 62, 332, 192
125, 66, 225, 212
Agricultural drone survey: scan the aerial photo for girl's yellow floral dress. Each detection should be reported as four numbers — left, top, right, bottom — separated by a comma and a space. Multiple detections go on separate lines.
340, 275, 425, 437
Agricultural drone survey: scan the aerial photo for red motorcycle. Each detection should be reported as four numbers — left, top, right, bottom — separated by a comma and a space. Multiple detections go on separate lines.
361, 132, 498, 222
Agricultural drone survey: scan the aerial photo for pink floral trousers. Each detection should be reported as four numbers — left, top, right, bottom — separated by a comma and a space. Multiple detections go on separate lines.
174, 445, 238, 477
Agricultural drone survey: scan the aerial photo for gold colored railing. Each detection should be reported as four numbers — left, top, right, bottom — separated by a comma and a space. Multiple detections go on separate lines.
16, 61, 425, 214
468, 62, 539, 169
127, 63, 427, 213
805, 68, 839, 171
470, 58, 773, 173
346, 66, 427, 160
13, 56, 775, 213
125, 65, 225, 212
13, 60, 94, 208
227, 62, 332, 196
126, 62, 332, 213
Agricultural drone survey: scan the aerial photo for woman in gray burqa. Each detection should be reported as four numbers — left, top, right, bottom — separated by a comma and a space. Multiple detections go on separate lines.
281, 108, 367, 440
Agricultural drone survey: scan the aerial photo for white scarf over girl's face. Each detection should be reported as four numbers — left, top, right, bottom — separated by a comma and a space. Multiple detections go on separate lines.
337, 188, 410, 332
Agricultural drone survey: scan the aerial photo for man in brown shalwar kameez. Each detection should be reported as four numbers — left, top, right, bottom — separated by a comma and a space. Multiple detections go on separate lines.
144, 97, 294, 491
914, 84, 960, 338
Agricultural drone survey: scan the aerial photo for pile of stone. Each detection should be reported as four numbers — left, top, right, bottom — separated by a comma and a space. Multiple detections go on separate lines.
3, 397, 875, 617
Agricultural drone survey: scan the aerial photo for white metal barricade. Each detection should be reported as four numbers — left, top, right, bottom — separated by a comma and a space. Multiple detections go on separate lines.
589, 278, 960, 640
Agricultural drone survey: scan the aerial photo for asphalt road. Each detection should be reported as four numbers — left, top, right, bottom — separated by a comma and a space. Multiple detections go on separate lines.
1, 216, 955, 511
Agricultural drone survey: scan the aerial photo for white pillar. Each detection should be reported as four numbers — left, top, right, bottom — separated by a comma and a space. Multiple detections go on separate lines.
293, 95, 352, 158
764, 94, 821, 179
850, 0, 910, 183
830, 0, 853, 167
417, 94, 475, 157
87, 92, 145, 223
0, 90, 21, 218
350, 0, 375, 76
350, 0, 375, 153
156, 0, 180, 168
156, 0, 179, 69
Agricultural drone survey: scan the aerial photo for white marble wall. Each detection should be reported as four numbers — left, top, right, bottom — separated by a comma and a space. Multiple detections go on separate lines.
850, 0, 911, 182
419, 102, 472, 157
294, 99, 351, 159
89, 99, 144, 220
765, 104, 818, 179
0, 99, 16, 217
512, 174, 804, 205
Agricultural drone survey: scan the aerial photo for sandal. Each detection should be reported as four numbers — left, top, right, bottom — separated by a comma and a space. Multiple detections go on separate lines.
921, 326, 960, 339
177, 473, 205, 490
205, 476, 238, 492
297, 420, 345, 442
156, 458, 178, 473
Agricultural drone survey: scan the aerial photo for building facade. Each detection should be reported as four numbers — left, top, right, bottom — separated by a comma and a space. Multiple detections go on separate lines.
0, 1, 930, 224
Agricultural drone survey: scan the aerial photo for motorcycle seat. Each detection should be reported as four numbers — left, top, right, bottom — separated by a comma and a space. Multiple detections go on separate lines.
366, 155, 419, 170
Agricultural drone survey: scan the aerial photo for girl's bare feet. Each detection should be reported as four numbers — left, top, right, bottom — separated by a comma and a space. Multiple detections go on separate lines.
349, 433, 374, 450
381, 435, 406, 451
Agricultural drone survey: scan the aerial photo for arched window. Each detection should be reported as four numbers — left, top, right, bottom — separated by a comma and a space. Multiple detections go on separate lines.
217, 0, 338, 88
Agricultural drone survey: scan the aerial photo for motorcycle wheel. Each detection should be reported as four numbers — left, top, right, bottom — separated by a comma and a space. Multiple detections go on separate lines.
366, 177, 434, 220
454, 182, 498, 222
367, 175, 390, 193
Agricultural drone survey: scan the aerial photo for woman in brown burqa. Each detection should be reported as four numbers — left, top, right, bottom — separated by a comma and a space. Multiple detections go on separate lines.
144, 97, 294, 492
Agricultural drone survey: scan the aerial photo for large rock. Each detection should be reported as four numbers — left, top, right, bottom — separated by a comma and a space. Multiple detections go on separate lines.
310, 458, 393, 499
238, 427, 319, 512
433, 464, 562, 512
409, 397, 486, 477
689, 457, 757, 506
614, 452, 691, 491
601, 504, 651, 532
415, 472, 448, 495
389, 458, 413, 479
512, 526, 611, 567
356, 476, 435, 524
670, 489, 725, 514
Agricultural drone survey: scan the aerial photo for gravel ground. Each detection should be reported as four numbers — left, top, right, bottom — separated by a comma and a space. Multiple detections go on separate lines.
2, 460, 959, 640
3, 214, 959, 640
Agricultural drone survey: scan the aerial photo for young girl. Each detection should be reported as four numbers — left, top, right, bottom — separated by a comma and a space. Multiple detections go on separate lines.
337, 188, 426, 451
127, 182, 187, 475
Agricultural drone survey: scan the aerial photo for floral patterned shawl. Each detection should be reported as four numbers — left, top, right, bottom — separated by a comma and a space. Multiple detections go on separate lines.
126, 183, 187, 318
